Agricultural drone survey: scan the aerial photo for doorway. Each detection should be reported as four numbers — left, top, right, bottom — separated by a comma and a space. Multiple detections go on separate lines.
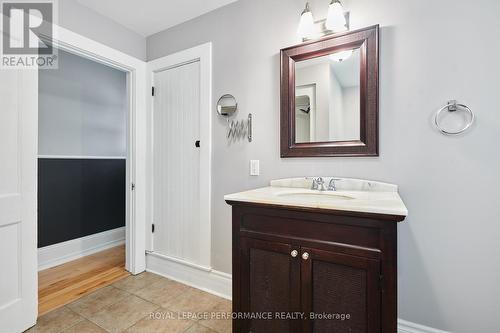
36, 48, 130, 315
0, 25, 147, 332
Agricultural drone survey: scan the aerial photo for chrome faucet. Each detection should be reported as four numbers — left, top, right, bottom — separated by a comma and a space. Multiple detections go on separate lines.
311, 177, 341, 191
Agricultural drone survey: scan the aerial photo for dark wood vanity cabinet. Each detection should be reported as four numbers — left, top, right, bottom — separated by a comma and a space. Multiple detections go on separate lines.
227, 201, 405, 333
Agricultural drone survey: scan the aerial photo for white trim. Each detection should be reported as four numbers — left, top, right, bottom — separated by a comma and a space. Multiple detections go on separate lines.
146, 43, 212, 268
398, 319, 452, 333
148, 252, 212, 272
39, 24, 147, 274
38, 227, 125, 271
38, 155, 126, 159
146, 252, 231, 300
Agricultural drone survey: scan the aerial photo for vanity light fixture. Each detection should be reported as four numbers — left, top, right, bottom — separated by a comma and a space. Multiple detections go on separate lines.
297, 1, 350, 41
326, 0, 348, 32
297, 2, 315, 39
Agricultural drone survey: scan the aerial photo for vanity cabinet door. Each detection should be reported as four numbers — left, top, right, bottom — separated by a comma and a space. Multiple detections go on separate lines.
239, 237, 301, 333
300, 247, 381, 333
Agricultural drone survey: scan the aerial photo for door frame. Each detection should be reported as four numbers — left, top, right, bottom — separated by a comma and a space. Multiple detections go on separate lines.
146, 42, 213, 268
39, 25, 148, 274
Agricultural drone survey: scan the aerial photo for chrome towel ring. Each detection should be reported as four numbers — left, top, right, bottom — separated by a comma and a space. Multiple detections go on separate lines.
434, 100, 475, 135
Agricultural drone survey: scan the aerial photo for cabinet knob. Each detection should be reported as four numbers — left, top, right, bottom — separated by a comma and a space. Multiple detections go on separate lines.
302, 252, 309, 260
291, 250, 298, 258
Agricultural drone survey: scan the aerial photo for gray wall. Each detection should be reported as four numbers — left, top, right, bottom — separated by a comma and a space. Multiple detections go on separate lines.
59, 0, 146, 60
39, 49, 127, 157
147, 0, 500, 331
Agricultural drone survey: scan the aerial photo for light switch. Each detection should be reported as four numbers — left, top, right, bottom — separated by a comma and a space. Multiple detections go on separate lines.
250, 160, 260, 176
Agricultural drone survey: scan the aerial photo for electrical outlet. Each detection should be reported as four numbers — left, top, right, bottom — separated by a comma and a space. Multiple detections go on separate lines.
250, 160, 260, 176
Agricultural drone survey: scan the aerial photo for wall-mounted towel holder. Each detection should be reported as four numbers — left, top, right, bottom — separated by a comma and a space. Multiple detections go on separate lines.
434, 100, 475, 135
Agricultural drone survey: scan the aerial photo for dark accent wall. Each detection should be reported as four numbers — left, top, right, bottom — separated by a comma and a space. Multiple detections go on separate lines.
38, 158, 126, 248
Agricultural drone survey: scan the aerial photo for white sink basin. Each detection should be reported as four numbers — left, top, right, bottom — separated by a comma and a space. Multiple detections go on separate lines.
224, 177, 409, 216
276, 191, 355, 201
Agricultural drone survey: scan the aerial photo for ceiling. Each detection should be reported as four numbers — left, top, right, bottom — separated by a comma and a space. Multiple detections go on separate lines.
331, 49, 360, 88
296, 49, 360, 88
77, 0, 239, 37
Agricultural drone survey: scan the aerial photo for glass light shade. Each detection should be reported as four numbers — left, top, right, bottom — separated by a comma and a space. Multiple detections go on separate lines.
326, 1, 347, 32
297, 10, 315, 39
330, 50, 353, 62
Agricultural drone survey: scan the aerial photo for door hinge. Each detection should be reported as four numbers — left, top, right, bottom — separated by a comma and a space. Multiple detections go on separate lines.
131, 182, 135, 191
152, 86, 155, 96
152, 224, 155, 233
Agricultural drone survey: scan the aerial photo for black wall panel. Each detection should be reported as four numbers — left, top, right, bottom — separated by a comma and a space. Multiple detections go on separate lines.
38, 158, 125, 248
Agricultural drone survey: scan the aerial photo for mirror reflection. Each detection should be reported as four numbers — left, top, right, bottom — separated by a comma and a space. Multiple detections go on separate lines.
217, 94, 238, 117
295, 48, 360, 143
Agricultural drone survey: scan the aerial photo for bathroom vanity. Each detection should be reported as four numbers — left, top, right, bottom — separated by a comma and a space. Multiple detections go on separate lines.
225, 178, 408, 333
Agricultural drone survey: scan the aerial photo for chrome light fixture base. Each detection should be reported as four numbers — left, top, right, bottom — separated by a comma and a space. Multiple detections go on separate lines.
301, 12, 350, 42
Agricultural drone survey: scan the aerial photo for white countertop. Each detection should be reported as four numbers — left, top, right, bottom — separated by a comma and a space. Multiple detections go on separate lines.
224, 177, 408, 217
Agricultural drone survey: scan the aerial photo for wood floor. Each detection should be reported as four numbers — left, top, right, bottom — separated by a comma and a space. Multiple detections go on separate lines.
38, 245, 130, 316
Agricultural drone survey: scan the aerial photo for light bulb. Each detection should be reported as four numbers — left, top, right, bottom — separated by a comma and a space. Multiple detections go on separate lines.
330, 50, 353, 62
297, 2, 315, 39
326, 0, 347, 32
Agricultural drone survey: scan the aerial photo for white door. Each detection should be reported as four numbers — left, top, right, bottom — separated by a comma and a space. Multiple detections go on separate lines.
0, 69, 38, 332
152, 59, 211, 268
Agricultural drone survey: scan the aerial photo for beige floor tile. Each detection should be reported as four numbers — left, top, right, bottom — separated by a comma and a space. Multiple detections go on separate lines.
134, 277, 191, 307
198, 300, 232, 333
113, 272, 163, 294
27, 307, 83, 333
184, 323, 217, 333
163, 289, 224, 317
124, 308, 193, 333
86, 294, 158, 333
67, 285, 129, 318
32, 272, 234, 333
60, 320, 107, 333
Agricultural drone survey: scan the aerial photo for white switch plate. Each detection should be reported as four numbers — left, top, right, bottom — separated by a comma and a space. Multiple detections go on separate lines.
250, 160, 260, 176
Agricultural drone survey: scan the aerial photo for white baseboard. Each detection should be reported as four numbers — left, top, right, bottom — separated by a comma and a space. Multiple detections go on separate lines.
398, 319, 451, 333
146, 251, 232, 300
38, 227, 125, 271
145, 252, 449, 333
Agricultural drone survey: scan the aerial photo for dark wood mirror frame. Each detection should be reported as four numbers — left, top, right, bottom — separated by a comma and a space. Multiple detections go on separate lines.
280, 25, 379, 157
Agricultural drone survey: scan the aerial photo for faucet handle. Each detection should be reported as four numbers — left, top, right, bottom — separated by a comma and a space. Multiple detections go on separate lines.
314, 177, 326, 191
311, 178, 318, 190
328, 178, 341, 191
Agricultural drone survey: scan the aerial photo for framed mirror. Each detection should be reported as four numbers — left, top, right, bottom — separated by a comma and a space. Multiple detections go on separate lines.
280, 25, 379, 157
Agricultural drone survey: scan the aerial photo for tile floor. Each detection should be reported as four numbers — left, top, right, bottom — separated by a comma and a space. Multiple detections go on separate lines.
27, 272, 232, 333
